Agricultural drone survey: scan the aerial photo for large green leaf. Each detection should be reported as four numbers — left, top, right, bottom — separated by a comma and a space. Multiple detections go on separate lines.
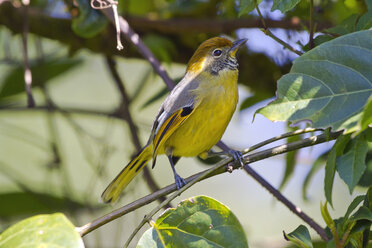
137, 195, 248, 248
336, 134, 369, 193
324, 134, 351, 206
0, 213, 84, 248
0, 57, 82, 99
271, 0, 301, 13
257, 30, 372, 134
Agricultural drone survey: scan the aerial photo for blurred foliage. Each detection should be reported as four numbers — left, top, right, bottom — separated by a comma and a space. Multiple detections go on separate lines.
0, 0, 372, 247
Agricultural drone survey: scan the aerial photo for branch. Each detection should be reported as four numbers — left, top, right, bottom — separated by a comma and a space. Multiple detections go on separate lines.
101, 9, 175, 90
255, 5, 303, 56
77, 130, 342, 239
105, 56, 170, 207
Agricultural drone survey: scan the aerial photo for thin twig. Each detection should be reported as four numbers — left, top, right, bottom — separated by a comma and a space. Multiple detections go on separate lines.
309, 0, 314, 49
243, 128, 323, 154
255, 5, 303, 56
105, 56, 170, 207
21, 0, 35, 107
77, 130, 342, 238
100, 8, 175, 90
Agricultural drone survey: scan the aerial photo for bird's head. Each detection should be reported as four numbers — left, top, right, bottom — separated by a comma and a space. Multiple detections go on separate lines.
186, 37, 247, 75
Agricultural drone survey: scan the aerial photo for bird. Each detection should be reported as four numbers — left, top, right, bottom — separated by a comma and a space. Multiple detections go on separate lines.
102, 37, 247, 203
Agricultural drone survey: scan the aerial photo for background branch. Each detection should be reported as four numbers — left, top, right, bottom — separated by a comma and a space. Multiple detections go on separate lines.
102, 9, 175, 90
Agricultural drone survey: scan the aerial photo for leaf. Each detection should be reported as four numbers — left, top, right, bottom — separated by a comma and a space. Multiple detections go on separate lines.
360, 95, 372, 131
284, 225, 313, 248
137, 195, 248, 248
345, 195, 365, 219
0, 57, 82, 99
358, 151, 372, 187
336, 134, 368, 193
0, 192, 87, 218
356, 0, 372, 31
256, 30, 372, 134
302, 150, 328, 201
271, 0, 302, 13
72, 0, 108, 38
0, 213, 84, 248
350, 206, 372, 222
238, 0, 262, 16
324, 14, 359, 36
324, 134, 351, 206
321, 202, 334, 230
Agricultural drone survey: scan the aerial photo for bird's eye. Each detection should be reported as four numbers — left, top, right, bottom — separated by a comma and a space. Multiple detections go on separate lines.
212, 49, 222, 57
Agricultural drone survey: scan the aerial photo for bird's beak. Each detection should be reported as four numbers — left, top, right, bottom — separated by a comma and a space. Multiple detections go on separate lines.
229, 38, 248, 57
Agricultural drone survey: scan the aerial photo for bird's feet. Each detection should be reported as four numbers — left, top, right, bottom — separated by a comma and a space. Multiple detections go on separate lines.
226, 149, 244, 167
174, 173, 187, 190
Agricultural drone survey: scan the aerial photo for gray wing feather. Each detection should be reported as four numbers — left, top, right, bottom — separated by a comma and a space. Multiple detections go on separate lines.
148, 75, 200, 142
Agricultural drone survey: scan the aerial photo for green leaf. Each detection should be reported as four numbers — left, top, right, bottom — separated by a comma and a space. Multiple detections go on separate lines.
0, 213, 84, 248
302, 150, 328, 201
271, 0, 302, 13
358, 151, 372, 187
238, 0, 262, 16
72, 0, 108, 38
356, 0, 372, 31
350, 206, 372, 222
0, 192, 86, 218
345, 195, 365, 219
321, 202, 334, 230
324, 14, 359, 36
360, 95, 372, 131
0, 57, 82, 99
137, 195, 248, 248
325, 134, 351, 206
336, 134, 368, 193
256, 30, 372, 134
284, 225, 313, 248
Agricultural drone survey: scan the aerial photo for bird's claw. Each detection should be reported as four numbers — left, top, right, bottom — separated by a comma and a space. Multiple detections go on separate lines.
227, 149, 244, 167
174, 173, 187, 190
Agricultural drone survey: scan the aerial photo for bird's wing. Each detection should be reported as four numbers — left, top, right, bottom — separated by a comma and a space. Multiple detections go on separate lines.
149, 76, 201, 162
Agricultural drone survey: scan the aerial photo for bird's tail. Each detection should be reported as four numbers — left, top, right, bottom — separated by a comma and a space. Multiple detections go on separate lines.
101, 145, 152, 203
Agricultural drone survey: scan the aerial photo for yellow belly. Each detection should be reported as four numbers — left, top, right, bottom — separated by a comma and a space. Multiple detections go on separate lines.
164, 71, 238, 157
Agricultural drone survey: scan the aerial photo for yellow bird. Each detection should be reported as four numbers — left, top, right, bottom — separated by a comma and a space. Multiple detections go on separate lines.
102, 37, 247, 203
